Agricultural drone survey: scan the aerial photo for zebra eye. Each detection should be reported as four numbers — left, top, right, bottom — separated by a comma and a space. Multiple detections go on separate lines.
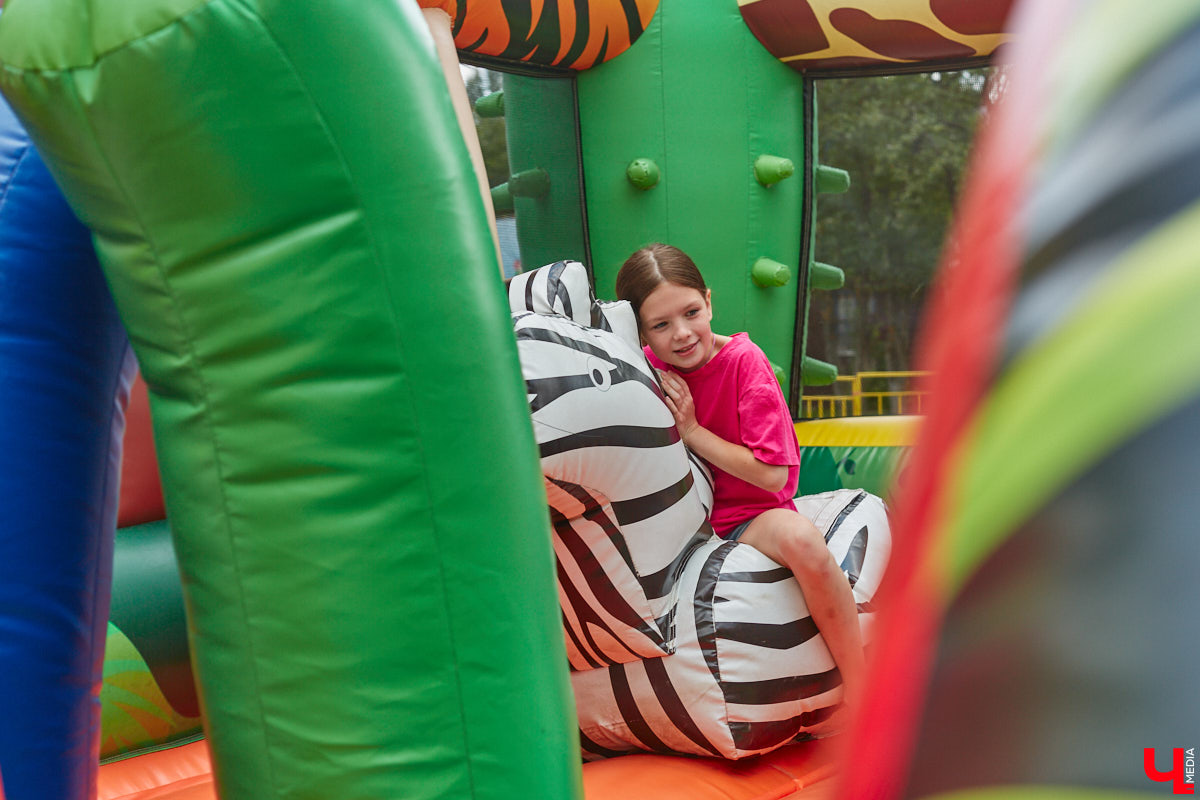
586, 357, 614, 391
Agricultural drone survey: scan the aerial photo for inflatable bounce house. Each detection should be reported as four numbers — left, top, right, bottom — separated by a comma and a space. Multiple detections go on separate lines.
1, 0, 1197, 799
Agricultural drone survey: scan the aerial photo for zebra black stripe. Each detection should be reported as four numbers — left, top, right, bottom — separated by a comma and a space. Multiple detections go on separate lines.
538, 423, 678, 458
526, 372, 599, 413
516, 326, 661, 404
720, 668, 841, 706
611, 469, 695, 526
559, 579, 604, 671
552, 466, 710, 607
729, 708, 835, 752
715, 618, 820, 650
841, 525, 868, 588
637, 522, 714, 602
686, 449, 714, 497
515, 322, 650, 381
549, 478, 638, 577
694, 541, 739, 684
549, 501, 668, 660
555, 553, 659, 666
544, 260, 574, 320
720, 566, 792, 583
591, 302, 614, 332
610, 663, 674, 754
824, 489, 868, 543
579, 729, 634, 760
522, 267, 536, 314
642, 656, 722, 757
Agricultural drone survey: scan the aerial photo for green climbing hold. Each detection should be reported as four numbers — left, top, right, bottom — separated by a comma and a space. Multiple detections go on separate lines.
626, 158, 661, 190
751, 257, 791, 288
802, 355, 839, 386
814, 164, 851, 194
810, 261, 845, 291
475, 91, 505, 118
754, 155, 794, 187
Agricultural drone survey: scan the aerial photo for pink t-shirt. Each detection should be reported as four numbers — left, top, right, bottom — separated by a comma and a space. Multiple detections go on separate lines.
646, 333, 799, 536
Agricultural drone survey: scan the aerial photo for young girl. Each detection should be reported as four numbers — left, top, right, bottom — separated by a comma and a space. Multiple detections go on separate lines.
616, 243, 865, 725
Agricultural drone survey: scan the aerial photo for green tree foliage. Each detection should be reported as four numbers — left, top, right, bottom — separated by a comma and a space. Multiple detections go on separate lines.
809, 70, 990, 374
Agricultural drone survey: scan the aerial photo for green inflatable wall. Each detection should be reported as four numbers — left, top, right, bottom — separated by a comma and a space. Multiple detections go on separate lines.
0, 1, 580, 798
575, 0, 806, 398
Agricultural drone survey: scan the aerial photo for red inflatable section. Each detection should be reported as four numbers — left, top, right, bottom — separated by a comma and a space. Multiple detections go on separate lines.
117, 371, 166, 527
97, 741, 838, 800
831, 4, 1076, 798
99, 742, 214, 800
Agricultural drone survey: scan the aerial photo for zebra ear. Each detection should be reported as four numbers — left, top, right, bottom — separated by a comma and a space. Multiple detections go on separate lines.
507, 260, 594, 325
507, 260, 645, 357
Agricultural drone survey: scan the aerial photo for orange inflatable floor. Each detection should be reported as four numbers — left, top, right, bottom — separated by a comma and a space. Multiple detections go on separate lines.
98, 739, 837, 800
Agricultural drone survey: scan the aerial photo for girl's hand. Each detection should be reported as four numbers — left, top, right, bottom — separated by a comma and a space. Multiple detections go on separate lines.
658, 371, 698, 440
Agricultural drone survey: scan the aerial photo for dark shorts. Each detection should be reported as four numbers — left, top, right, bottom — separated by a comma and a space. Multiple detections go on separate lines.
722, 520, 753, 542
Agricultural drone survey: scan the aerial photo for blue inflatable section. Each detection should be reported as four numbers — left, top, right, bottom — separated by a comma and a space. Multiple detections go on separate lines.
0, 97, 134, 799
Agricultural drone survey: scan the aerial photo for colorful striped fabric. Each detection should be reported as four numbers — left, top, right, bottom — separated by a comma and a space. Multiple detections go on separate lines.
839, 3, 1200, 797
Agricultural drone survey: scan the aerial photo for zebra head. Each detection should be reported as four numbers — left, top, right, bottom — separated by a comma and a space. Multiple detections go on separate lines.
513, 310, 676, 471
510, 268, 716, 668
509, 264, 712, 520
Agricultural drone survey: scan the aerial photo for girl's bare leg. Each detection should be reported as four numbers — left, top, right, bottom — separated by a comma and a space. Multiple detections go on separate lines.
738, 508, 864, 732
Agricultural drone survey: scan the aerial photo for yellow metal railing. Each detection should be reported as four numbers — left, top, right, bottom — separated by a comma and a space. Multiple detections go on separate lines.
800, 371, 930, 419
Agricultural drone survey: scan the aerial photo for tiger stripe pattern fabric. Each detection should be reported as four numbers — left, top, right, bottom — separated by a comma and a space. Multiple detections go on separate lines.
511, 260, 891, 758
441, 0, 660, 71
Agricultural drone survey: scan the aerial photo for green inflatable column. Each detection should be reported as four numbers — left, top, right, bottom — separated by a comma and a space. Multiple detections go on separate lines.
501, 74, 590, 273
0, 2, 580, 799
577, 0, 806, 399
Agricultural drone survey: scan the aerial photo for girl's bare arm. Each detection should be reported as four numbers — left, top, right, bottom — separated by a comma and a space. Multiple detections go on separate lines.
659, 371, 788, 492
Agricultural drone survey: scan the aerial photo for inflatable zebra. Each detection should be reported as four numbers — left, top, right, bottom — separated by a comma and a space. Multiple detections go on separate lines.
510, 260, 890, 760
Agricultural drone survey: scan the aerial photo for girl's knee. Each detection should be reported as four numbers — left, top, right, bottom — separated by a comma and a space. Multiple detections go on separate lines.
792, 512, 823, 540
745, 510, 827, 563
780, 514, 830, 565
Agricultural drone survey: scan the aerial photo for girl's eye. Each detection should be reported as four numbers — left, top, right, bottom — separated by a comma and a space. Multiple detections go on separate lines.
685, 309, 699, 317
652, 322, 666, 330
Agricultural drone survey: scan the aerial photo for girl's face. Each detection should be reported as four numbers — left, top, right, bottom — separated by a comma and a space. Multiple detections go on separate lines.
638, 281, 716, 372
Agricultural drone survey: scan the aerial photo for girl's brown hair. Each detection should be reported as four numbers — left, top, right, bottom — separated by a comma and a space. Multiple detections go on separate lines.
615, 243, 707, 323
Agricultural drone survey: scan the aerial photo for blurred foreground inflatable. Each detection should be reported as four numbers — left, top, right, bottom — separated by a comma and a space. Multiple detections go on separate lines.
1, 0, 1198, 799
840, 1, 1200, 796
0, 2, 577, 799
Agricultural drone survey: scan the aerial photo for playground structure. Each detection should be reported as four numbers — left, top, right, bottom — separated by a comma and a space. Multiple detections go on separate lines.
800, 371, 930, 419
2, 1, 1200, 799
